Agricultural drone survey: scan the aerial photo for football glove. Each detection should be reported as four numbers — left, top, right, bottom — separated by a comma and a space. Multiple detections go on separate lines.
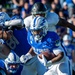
20, 53, 33, 64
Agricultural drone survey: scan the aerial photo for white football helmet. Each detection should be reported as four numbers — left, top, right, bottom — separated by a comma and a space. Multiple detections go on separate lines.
30, 16, 48, 42
4, 51, 20, 73
0, 12, 10, 26
63, 34, 72, 41
63, 34, 72, 45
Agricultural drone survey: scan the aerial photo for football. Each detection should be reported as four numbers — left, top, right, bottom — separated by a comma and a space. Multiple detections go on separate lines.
39, 51, 56, 61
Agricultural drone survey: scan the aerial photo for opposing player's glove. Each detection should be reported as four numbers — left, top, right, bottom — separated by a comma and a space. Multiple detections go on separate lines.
46, 60, 52, 67
20, 53, 33, 64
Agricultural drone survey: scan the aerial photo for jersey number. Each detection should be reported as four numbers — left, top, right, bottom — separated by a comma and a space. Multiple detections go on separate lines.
6, 36, 19, 49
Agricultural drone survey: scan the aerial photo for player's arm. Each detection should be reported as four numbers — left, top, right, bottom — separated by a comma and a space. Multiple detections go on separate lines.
40, 49, 64, 63
57, 18, 75, 31
45, 48, 64, 67
50, 52, 64, 63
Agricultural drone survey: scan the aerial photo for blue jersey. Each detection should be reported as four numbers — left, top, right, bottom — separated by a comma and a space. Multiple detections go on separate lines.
27, 31, 60, 54
4, 28, 31, 57
63, 44, 75, 59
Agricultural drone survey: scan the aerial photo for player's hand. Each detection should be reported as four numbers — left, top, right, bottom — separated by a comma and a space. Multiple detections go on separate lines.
20, 53, 33, 64
38, 54, 47, 66
46, 60, 52, 67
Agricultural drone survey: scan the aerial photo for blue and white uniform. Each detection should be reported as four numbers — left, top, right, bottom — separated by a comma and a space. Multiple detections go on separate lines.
63, 43, 75, 74
62, 34, 75, 75
63, 44, 75, 60
27, 31, 60, 54
22, 16, 69, 75
27, 30, 69, 75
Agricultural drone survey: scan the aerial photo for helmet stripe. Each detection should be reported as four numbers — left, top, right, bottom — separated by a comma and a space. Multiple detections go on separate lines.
12, 51, 16, 61
33, 17, 38, 27
40, 18, 45, 26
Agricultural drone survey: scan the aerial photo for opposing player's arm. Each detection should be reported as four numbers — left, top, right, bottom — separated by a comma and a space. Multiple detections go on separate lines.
57, 18, 75, 31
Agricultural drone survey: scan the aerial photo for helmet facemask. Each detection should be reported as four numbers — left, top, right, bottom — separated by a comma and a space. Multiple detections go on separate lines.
31, 25, 48, 42
6, 63, 19, 73
32, 12, 46, 18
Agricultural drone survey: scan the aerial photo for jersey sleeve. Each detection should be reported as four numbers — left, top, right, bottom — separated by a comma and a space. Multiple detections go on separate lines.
53, 46, 64, 55
47, 32, 60, 50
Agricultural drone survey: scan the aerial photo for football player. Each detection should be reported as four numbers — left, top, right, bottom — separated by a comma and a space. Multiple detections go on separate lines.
0, 50, 23, 75
20, 16, 69, 75
63, 34, 75, 75
24, 2, 75, 32
0, 12, 31, 59
0, 12, 10, 59
0, 12, 32, 75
